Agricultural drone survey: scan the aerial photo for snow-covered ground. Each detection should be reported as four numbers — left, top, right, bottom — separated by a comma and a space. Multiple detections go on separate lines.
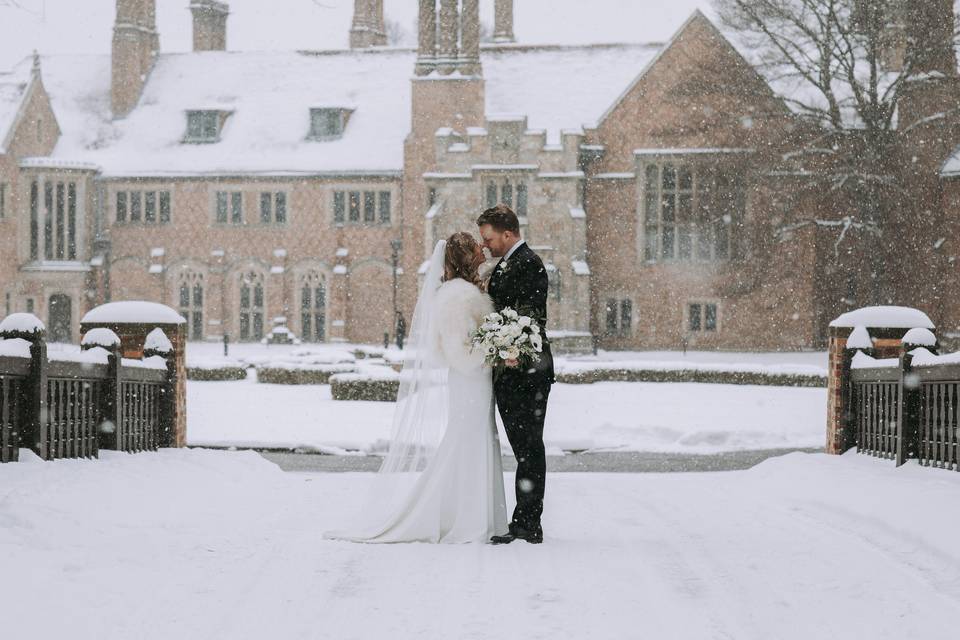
2, 447, 958, 639
187, 372, 827, 454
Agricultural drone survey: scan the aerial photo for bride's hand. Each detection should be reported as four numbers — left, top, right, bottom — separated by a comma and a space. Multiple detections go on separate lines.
505, 358, 519, 368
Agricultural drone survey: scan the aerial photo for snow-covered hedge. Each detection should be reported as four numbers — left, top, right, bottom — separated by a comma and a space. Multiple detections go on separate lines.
555, 362, 827, 388
187, 366, 249, 382
330, 370, 400, 402
257, 363, 357, 385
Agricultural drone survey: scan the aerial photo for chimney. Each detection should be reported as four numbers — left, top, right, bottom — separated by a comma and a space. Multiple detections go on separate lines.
350, 0, 387, 49
190, 0, 229, 52
904, 0, 957, 77
493, 0, 515, 43
111, 0, 159, 118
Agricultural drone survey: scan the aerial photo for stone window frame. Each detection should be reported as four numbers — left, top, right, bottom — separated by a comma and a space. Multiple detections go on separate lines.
603, 297, 634, 338
308, 108, 350, 141
259, 191, 289, 225
115, 188, 172, 226
238, 269, 267, 342
685, 300, 721, 334
177, 270, 205, 341
28, 175, 83, 263
483, 177, 529, 218
638, 161, 744, 265
184, 110, 228, 144
332, 188, 394, 227
214, 190, 245, 225
297, 268, 330, 343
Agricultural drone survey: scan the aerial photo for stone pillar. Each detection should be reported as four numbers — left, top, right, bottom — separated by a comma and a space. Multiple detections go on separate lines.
80, 303, 188, 448
493, 0, 515, 43
190, 0, 229, 52
416, 0, 438, 76
459, 0, 481, 76
437, 0, 459, 75
350, 0, 387, 48
826, 320, 928, 455
112, 0, 159, 118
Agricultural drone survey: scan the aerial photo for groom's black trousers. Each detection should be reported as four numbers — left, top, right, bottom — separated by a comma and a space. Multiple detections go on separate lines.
494, 374, 552, 531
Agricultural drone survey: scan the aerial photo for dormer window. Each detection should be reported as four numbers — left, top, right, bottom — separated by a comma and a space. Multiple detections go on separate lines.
185, 110, 224, 143
309, 108, 347, 140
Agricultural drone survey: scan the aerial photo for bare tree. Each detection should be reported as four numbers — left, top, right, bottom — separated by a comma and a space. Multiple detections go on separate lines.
714, 0, 958, 303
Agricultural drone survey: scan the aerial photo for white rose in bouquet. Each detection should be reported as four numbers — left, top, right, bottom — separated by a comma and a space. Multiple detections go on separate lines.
471, 307, 543, 370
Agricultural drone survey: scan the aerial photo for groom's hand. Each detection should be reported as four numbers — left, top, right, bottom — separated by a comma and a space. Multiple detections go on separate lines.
505, 359, 519, 368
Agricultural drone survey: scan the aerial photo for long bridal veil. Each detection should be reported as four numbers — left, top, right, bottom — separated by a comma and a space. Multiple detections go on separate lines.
324, 240, 450, 540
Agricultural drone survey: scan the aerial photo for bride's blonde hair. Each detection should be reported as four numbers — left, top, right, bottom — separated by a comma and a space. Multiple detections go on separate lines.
443, 232, 482, 287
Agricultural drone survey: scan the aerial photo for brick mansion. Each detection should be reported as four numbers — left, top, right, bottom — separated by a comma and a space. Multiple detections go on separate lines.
1, 0, 960, 350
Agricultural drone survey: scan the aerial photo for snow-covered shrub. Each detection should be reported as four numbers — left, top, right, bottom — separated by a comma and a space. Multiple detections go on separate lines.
257, 362, 357, 385
187, 366, 248, 382
330, 371, 400, 402
555, 366, 826, 388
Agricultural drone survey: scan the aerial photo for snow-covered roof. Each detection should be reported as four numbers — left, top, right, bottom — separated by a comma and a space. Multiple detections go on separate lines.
82, 301, 186, 325
33, 42, 662, 175
830, 306, 935, 330
0, 63, 31, 153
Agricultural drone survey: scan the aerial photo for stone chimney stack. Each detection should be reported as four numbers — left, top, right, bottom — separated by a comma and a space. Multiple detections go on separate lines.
904, 0, 957, 77
350, 0, 388, 48
493, 0, 515, 43
190, 0, 229, 52
416, 0, 482, 76
111, 0, 159, 118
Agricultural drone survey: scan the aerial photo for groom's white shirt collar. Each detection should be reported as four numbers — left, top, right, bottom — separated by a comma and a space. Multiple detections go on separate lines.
503, 239, 526, 262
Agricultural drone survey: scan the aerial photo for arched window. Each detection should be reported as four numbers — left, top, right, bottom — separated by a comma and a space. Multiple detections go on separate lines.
239, 271, 265, 341
178, 272, 204, 340
299, 271, 327, 342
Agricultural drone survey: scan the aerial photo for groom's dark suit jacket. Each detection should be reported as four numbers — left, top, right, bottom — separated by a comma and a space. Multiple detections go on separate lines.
487, 243, 556, 384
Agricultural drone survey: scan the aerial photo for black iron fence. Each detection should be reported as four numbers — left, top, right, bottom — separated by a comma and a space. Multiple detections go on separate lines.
0, 323, 174, 463
849, 347, 960, 470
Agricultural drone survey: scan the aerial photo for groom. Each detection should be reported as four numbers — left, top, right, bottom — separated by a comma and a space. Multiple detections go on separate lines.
477, 204, 555, 545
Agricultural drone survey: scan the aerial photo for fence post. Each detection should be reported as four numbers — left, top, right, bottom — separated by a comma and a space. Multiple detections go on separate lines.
840, 345, 858, 452
22, 329, 49, 460
0, 314, 48, 462
99, 344, 123, 451
896, 346, 920, 467
144, 329, 175, 448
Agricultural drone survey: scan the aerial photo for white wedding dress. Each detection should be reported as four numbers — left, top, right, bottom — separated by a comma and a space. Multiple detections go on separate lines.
325, 242, 508, 544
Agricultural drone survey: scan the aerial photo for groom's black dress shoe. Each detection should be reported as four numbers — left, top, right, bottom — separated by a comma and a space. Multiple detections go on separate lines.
491, 525, 543, 545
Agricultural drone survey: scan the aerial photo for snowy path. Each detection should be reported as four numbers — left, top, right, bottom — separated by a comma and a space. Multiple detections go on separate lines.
188, 378, 827, 455
3, 449, 958, 639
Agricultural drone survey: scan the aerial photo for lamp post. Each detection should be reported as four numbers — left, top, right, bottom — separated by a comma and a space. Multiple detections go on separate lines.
390, 238, 402, 343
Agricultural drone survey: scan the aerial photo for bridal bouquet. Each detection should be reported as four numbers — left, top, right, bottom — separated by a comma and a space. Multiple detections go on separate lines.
471, 307, 543, 369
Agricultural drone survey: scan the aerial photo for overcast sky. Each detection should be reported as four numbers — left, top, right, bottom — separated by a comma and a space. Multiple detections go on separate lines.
0, 0, 714, 71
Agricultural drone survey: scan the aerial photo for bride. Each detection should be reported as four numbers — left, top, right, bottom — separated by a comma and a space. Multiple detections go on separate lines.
324, 233, 508, 544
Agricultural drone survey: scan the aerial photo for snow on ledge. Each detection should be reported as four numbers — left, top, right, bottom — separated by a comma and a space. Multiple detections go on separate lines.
0, 312, 45, 335
903, 328, 937, 347
845, 325, 873, 350
82, 301, 186, 325
81, 328, 121, 349
145, 328, 173, 354
851, 351, 899, 370
0, 338, 32, 359
909, 348, 960, 367
830, 306, 934, 330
